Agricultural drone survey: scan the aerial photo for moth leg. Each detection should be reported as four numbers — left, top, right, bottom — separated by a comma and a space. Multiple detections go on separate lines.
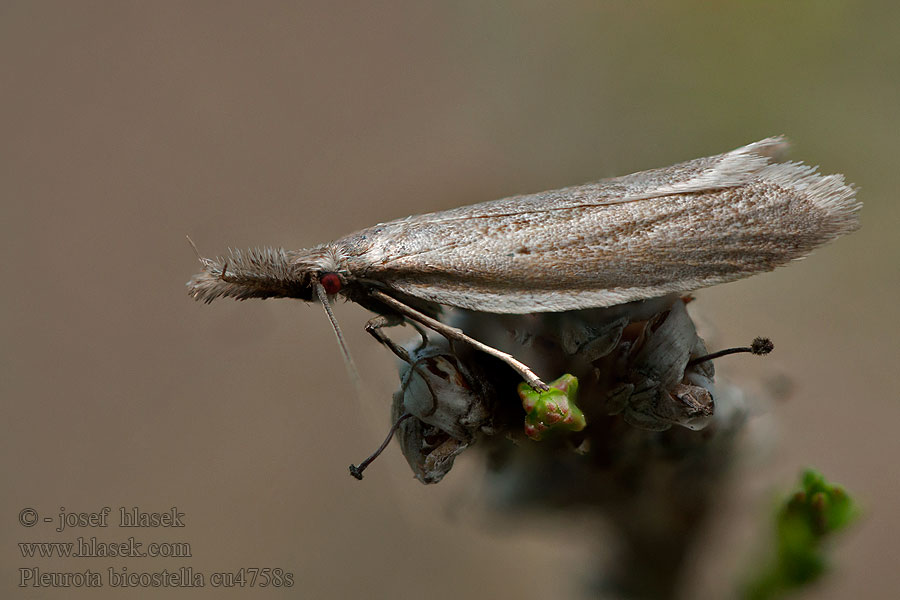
365, 313, 429, 352
365, 315, 414, 362
408, 321, 430, 352
365, 317, 440, 410
369, 289, 549, 391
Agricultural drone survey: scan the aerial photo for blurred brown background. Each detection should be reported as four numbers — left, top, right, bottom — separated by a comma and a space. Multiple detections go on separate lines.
2, 2, 898, 598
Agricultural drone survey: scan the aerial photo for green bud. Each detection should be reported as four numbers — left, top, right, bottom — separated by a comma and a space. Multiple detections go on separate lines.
517, 374, 586, 441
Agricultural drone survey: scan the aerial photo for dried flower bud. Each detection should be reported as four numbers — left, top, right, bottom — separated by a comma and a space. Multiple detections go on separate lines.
391, 337, 495, 483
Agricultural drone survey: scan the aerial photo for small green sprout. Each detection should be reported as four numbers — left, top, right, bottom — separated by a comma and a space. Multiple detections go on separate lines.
742, 468, 859, 600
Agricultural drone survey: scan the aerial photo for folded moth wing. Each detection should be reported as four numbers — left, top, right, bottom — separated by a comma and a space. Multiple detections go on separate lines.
338, 138, 859, 313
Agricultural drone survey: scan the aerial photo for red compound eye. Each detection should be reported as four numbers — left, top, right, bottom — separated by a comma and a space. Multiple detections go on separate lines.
320, 272, 342, 295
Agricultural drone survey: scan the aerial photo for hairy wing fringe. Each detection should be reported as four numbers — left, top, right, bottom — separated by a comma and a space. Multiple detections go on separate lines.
757, 160, 861, 236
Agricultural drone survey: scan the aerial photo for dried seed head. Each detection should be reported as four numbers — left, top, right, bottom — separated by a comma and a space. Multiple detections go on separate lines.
751, 337, 775, 356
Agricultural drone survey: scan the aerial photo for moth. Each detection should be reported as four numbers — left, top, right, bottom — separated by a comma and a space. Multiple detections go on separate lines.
187, 138, 859, 389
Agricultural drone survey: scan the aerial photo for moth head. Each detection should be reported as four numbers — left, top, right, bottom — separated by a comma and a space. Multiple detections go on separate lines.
186, 240, 361, 389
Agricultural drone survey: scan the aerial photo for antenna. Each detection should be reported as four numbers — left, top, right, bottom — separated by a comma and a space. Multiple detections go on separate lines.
314, 280, 362, 392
